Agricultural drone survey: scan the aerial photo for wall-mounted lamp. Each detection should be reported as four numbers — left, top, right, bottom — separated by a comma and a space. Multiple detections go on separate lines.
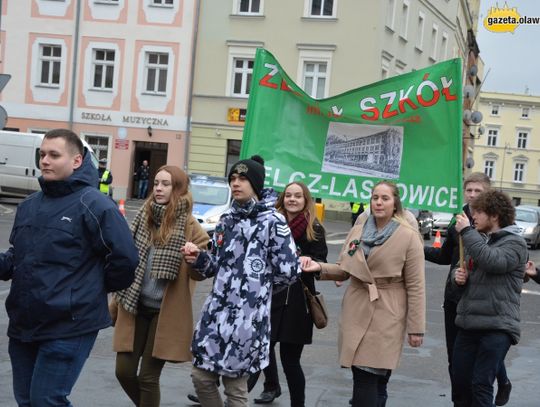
470, 111, 483, 124
468, 64, 478, 77
147, 126, 152, 137
463, 84, 475, 100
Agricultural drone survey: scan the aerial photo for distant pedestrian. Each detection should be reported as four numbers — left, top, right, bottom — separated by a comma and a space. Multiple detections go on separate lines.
350, 202, 365, 226
0, 128, 138, 406
98, 158, 113, 196
110, 165, 209, 406
135, 160, 150, 199
182, 155, 302, 407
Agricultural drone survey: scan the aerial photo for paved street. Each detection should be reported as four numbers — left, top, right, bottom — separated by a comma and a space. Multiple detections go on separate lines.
1, 199, 540, 406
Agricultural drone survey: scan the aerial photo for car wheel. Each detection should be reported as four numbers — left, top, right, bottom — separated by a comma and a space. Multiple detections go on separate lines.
423, 231, 431, 240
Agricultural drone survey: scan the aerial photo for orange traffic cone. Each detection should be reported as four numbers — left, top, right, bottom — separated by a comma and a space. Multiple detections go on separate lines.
118, 199, 126, 217
433, 230, 442, 248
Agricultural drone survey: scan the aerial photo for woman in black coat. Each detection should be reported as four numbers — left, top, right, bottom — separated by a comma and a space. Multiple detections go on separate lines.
251, 181, 328, 407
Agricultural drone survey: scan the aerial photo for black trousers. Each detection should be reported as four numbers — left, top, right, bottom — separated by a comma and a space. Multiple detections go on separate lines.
249, 341, 306, 407
351, 367, 391, 407
444, 300, 508, 403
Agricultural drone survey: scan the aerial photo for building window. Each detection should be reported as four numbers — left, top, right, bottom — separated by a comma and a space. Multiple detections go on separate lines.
303, 61, 327, 99
386, 0, 395, 30
39, 44, 62, 86
84, 135, 110, 162
152, 0, 173, 5
430, 24, 439, 60
381, 55, 391, 79
309, 0, 334, 17
144, 52, 169, 94
512, 197, 522, 206
513, 162, 525, 182
399, 0, 409, 39
484, 160, 494, 179
231, 58, 253, 97
236, 0, 261, 14
487, 129, 498, 147
92, 49, 115, 90
441, 32, 448, 60
491, 104, 500, 115
415, 11, 425, 50
226, 139, 242, 176
517, 131, 528, 149
522, 107, 530, 118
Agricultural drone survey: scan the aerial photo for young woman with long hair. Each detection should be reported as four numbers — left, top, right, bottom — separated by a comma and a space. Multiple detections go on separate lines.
304, 180, 425, 407
109, 166, 209, 407
251, 181, 328, 407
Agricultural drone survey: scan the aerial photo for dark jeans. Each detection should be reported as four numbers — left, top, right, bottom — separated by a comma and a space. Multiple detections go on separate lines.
452, 329, 512, 407
351, 367, 391, 407
138, 179, 149, 199
8, 331, 98, 407
115, 305, 165, 407
249, 341, 305, 406
444, 301, 508, 402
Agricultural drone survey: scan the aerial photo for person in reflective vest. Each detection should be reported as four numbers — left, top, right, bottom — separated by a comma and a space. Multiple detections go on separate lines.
98, 158, 113, 196
350, 202, 365, 226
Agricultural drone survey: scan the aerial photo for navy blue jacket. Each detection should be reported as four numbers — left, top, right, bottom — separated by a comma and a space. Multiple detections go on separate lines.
0, 151, 139, 342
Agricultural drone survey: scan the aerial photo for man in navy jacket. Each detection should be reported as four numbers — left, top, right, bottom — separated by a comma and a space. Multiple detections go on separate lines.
0, 129, 139, 407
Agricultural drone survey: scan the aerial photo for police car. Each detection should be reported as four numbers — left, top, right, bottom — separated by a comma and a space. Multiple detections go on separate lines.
190, 174, 232, 236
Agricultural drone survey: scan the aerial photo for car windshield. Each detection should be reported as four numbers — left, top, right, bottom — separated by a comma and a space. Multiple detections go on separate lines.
516, 209, 538, 223
192, 183, 229, 205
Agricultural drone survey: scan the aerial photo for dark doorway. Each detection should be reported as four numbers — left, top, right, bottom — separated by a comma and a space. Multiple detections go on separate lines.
132, 141, 168, 198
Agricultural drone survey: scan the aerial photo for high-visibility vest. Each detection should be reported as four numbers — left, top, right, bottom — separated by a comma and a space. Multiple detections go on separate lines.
99, 170, 110, 195
351, 202, 362, 214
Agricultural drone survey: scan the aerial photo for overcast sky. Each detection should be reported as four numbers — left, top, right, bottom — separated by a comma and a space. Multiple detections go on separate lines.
476, 0, 540, 95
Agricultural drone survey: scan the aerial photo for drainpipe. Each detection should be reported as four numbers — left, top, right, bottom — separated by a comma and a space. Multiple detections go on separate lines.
68, 0, 82, 130
184, 0, 201, 171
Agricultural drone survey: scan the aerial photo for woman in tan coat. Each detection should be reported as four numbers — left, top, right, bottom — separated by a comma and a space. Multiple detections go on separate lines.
109, 166, 208, 407
304, 181, 425, 407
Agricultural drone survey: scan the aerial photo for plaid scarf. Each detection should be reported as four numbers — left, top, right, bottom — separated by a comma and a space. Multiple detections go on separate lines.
115, 199, 189, 314
289, 213, 309, 241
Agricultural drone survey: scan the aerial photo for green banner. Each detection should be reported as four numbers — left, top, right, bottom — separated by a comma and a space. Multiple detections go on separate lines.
241, 48, 463, 212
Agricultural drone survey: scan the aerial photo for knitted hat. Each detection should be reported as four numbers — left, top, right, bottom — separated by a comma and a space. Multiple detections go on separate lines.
228, 155, 265, 199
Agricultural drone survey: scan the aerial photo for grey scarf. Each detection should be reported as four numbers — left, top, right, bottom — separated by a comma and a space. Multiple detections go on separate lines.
359, 215, 399, 257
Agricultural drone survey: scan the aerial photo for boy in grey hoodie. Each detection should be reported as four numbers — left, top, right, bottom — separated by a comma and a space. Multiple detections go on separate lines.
452, 190, 527, 407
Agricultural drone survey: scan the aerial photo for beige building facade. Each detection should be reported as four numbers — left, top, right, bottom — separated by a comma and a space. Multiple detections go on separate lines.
472, 91, 540, 206
189, 0, 476, 180
0, 0, 198, 200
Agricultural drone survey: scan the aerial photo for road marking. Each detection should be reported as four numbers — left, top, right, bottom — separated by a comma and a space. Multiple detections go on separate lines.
522, 288, 540, 296
327, 239, 345, 245
0, 204, 14, 215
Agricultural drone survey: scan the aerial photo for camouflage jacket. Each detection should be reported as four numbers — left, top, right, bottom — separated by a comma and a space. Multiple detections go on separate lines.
191, 191, 299, 377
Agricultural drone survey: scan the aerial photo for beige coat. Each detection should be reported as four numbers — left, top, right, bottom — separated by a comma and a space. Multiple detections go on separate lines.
109, 215, 209, 362
320, 215, 425, 370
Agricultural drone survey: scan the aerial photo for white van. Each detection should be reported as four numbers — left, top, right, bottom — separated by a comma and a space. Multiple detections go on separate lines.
0, 130, 98, 198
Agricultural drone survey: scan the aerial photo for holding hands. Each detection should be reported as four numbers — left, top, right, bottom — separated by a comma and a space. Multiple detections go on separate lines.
301, 258, 322, 273
181, 242, 201, 264
525, 260, 538, 282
